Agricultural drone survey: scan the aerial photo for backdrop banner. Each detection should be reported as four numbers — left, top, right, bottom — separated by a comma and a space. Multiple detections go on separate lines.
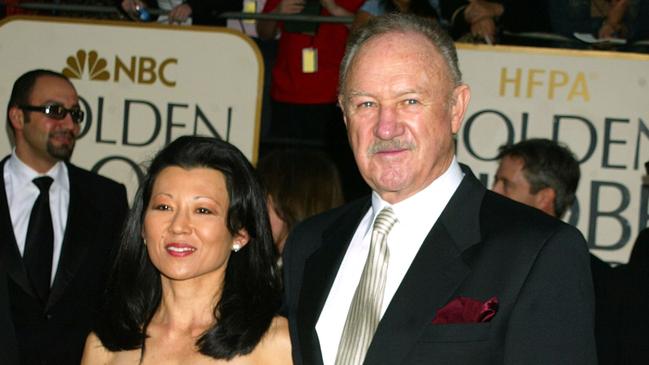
456, 44, 649, 263
1, 18, 647, 263
0, 16, 263, 203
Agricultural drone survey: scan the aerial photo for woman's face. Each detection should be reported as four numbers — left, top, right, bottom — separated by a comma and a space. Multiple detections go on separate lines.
143, 166, 248, 282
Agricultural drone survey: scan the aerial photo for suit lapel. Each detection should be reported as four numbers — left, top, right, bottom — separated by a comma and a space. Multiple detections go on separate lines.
0, 157, 36, 298
364, 166, 486, 364
297, 199, 371, 365
47, 164, 92, 309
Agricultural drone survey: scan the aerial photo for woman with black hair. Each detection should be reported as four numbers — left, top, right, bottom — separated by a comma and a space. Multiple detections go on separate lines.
81, 136, 291, 364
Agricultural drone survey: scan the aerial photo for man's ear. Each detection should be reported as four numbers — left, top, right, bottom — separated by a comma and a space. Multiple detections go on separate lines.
449, 84, 471, 134
535, 187, 557, 217
8, 106, 25, 132
338, 95, 348, 128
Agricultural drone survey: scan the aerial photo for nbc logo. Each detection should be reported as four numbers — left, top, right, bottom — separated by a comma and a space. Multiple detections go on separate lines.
63, 50, 110, 81
61, 49, 177, 87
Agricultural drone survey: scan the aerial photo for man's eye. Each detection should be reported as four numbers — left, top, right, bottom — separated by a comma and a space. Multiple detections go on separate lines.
404, 99, 419, 105
358, 101, 375, 108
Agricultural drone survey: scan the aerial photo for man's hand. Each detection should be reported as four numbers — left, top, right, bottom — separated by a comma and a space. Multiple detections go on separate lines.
276, 0, 306, 14
121, 0, 140, 13
598, 0, 629, 38
470, 17, 497, 44
168, 3, 192, 23
464, 0, 503, 25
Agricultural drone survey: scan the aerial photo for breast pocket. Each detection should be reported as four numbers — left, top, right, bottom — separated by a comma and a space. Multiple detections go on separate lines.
418, 322, 492, 343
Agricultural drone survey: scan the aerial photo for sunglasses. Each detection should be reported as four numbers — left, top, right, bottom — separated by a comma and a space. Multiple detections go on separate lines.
19, 103, 84, 124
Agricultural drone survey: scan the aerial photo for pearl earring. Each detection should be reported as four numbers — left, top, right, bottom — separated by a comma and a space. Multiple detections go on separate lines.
232, 243, 241, 252
143, 238, 147, 246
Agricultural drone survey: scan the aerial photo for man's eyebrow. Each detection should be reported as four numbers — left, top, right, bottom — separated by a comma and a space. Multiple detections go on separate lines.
346, 91, 371, 98
346, 89, 421, 99
41, 99, 80, 106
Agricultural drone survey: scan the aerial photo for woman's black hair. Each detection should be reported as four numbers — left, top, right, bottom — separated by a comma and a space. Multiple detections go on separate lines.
94, 135, 281, 360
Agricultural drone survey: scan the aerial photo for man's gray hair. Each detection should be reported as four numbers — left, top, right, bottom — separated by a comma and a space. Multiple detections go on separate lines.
338, 13, 462, 95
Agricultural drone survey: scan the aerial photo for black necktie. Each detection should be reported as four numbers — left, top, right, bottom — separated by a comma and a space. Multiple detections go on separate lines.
23, 176, 54, 302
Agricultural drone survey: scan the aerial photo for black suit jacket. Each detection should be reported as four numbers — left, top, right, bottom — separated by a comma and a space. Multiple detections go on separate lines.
0, 157, 128, 365
283, 165, 597, 365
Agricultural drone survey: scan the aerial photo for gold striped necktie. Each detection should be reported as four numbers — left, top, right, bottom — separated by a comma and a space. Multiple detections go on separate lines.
335, 206, 398, 365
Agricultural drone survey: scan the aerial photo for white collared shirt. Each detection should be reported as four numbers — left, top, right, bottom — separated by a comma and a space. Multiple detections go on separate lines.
4, 151, 70, 285
315, 158, 464, 365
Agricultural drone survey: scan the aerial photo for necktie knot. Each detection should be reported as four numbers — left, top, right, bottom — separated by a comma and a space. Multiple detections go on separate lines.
373, 207, 397, 236
33, 176, 53, 193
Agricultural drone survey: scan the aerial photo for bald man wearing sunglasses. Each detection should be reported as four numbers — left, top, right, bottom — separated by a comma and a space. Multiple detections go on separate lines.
0, 69, 128, 364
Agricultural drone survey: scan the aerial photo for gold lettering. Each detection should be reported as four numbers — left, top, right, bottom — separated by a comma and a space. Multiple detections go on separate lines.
568, 72, 590, 101
159, 58, 177, 87
114, 56, 136, 82
548, 70, 569, 100
138, 57, 157, 84
526, 69, 545, 98
499, 68, 522, 97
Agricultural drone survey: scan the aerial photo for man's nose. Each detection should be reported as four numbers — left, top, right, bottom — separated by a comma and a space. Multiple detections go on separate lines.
56, 112, 76, 128
375, 105, 404, 140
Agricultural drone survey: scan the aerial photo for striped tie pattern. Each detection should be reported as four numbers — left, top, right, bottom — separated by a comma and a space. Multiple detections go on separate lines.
335, 206, 398, 365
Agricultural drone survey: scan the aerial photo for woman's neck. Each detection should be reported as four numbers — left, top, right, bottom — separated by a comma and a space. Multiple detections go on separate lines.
153, 275, 223, 335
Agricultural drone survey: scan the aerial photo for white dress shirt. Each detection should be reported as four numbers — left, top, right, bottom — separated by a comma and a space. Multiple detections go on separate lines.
316, 158, 464, 365
4, 151, 70, 285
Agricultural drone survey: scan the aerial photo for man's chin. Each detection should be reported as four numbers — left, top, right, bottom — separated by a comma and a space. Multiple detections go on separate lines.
47, 144, 75, 161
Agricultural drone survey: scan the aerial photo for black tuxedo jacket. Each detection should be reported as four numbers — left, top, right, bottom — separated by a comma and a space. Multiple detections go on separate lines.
283, 165, 597, 365
0, 157, 128, 365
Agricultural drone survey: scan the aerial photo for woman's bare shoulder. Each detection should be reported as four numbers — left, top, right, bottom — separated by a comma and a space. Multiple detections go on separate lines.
81, 332, 114, 365
81, 333, 141, 365
252, 316, 292, 365
268, 316, 290, 341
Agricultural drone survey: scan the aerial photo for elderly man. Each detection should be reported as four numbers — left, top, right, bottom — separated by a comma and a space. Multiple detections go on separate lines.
0, 69, 128, 364
282, 14, 596, 365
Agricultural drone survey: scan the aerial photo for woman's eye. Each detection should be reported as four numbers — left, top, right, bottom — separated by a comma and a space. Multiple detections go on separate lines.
153, 204, 170, 211
196, 207, 212, 214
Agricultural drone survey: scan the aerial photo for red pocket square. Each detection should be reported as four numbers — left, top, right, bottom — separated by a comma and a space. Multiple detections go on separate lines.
431, 296, 499, 324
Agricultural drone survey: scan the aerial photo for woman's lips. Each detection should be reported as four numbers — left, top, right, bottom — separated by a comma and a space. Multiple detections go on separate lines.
165, 243, 197, 257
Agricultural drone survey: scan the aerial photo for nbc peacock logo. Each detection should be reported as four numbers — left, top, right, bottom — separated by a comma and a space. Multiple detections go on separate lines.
62, 49, 110, 81
61, 49, 177, 86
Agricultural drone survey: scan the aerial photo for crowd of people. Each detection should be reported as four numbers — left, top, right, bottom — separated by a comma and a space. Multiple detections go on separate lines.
0, 4, 647, 365
3, 0, 649, 44
2, 0, 648, 199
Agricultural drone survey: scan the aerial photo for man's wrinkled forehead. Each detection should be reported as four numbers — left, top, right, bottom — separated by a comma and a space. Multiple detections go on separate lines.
343, 31, 451, 93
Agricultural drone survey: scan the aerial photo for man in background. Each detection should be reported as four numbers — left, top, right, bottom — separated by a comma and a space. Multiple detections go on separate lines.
0, 69, 128, 364
492, 137, 614, 363
492, 138, 579, 219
